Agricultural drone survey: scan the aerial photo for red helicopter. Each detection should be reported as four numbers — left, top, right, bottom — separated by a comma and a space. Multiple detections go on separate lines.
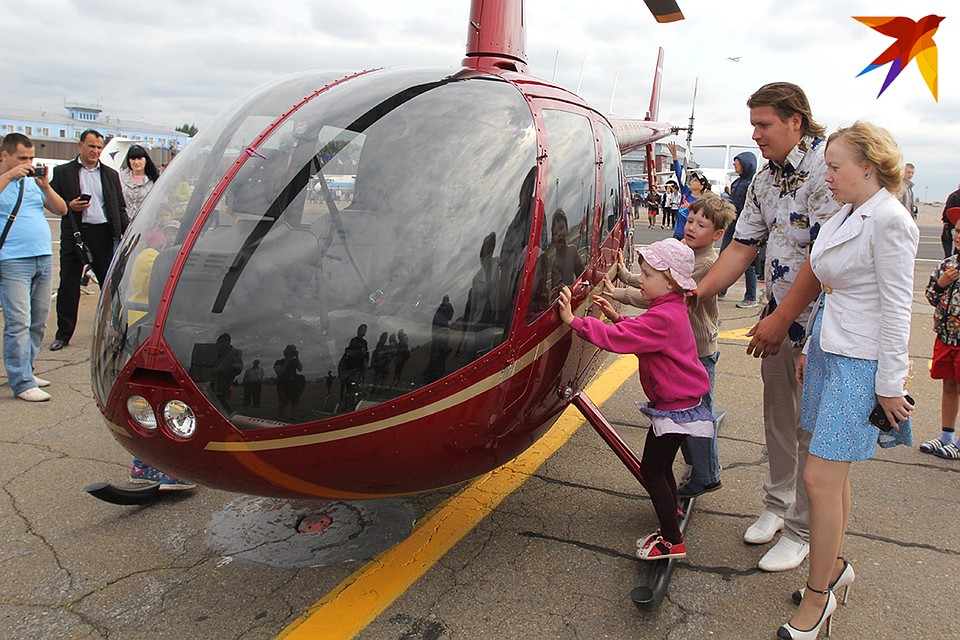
89, 0, 684, 503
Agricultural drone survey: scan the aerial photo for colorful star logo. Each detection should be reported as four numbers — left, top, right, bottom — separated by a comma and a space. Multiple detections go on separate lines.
853, 15, 945, 101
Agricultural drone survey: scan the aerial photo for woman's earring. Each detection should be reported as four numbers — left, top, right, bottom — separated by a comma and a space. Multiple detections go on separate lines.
864, 172, 871, 179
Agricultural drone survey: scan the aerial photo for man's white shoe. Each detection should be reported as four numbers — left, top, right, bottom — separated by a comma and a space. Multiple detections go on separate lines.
744, 510, 784, 544
758, 537, 809, 572
17, 387, 51, 402
33, 376, 51, 388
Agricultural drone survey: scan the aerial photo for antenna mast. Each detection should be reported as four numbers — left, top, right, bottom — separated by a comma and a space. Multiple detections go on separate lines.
671, 77, 697, 177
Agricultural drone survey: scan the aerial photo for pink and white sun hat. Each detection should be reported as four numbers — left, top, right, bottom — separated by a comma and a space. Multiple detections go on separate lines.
637, 238, 698, 293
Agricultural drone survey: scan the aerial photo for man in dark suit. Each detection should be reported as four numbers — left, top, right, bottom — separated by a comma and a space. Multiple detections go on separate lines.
49, 129, 128, 350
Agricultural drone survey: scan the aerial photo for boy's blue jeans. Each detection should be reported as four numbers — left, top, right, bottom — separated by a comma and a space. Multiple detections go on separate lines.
680, 352, 720, 485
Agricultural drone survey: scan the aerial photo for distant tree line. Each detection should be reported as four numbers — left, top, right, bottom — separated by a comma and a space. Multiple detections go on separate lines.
176, 123, 198, 137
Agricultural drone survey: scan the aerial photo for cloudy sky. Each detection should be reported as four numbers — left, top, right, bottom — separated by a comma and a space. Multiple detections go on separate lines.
5, 0, 957, 200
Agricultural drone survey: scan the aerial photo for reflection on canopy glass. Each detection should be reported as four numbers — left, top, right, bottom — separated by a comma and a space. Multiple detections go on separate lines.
92, 68, 538, 429
526, 109, 595, 321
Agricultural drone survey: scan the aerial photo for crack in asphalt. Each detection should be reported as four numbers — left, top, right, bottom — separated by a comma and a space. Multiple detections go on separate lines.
517, 530, 635, 561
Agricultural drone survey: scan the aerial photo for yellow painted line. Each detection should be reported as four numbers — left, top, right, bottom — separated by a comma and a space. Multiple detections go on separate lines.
276, 354, 637, 640
718, 327, 752, 342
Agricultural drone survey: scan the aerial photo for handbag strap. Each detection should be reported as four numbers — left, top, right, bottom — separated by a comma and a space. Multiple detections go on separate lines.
0, 179, 26, 251
62, 202, 88, 247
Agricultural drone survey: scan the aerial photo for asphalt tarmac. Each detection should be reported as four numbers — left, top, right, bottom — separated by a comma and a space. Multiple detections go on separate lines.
2, 205, 958, 639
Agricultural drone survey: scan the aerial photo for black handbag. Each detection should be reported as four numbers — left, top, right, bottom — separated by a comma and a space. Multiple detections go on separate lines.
0, 180, 25, 251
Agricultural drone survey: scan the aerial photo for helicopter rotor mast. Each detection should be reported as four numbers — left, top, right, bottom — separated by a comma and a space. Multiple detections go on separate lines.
463, 0, 528, 71
462, 0, 684, 72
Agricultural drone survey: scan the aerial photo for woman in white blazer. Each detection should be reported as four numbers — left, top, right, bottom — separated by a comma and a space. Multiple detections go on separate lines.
764, 121, 919, 640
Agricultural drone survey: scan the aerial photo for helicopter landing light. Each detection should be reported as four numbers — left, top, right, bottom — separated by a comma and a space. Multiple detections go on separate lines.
162, 400, 197, 440
126, 395, 158, 431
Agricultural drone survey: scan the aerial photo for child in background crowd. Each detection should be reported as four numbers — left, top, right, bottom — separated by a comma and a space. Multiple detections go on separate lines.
922, 209, 960, 460
557, 238, 711, 560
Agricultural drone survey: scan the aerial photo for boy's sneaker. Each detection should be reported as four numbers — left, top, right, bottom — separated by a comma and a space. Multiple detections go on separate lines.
129, 460, 163, 484
158, 474, 196, 491
933, 442, 960, 460
736, 299, 758, 309
678, 479, 722, 498
919, 438, 947, 454
637, 534, 686, 560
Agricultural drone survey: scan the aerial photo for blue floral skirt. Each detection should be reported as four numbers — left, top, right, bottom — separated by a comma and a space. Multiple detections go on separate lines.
801, 308, 912, 462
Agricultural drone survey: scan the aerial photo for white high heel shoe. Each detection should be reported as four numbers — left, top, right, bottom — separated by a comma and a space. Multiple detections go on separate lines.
792, 558, 855, 605
777, 585, 837, 639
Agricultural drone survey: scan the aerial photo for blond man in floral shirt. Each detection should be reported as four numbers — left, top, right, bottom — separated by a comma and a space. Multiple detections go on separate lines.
698, 82, 841, 573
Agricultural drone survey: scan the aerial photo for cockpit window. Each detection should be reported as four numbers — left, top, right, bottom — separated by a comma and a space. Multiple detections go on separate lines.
92, 70, 347, 406
92, 68, 537, 427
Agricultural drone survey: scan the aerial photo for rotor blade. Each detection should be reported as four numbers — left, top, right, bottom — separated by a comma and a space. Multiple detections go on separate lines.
647, 47, 664, 122
643, 0, 684, 23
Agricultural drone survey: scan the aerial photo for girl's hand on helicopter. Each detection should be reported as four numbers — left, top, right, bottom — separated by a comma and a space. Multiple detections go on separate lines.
602, 274, 618, 298
557, 286, 575, 325
592, 295, 620, 322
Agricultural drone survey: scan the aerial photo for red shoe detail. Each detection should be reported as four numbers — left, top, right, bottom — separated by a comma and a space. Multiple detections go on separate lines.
637, 534, 687, 560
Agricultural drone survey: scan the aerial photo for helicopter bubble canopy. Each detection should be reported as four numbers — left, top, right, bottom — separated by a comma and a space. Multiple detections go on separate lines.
92, 67, 539, 428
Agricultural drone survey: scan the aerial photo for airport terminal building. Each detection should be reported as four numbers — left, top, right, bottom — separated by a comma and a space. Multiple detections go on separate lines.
0, 101, 190, 164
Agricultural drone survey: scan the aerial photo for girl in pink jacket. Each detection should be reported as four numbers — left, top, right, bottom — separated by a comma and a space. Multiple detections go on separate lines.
558, 238, 711, 560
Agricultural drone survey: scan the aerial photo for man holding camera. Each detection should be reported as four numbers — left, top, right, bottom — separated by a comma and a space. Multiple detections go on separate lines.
49, 129, 128, 351
1, 134, 67, 401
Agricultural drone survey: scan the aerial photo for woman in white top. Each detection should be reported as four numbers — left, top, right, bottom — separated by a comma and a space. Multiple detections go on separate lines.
119, 145, 160, 221
763, 121, 917, 639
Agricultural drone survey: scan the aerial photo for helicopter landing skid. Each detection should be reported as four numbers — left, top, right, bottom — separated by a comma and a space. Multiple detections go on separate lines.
571, 392, 707, 611
84, 481, 164, 505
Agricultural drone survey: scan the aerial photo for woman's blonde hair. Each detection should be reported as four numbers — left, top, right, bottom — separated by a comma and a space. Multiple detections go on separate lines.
826, 121, 903, 195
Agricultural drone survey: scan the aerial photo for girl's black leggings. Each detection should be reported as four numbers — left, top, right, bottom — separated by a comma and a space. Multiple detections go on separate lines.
639, 430, 687, 544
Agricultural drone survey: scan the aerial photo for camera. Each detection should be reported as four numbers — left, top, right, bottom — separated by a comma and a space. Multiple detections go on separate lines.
28, 165, 47, 178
